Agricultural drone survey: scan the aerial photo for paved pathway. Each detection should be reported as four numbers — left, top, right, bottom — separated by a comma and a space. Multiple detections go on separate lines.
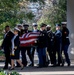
0, 60, 74, 75
0, 53, 74, 75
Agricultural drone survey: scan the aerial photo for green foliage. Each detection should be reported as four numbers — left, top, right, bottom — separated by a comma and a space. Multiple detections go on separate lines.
27, 0, 45, 4
49, 0, 67, 24
0, 0, 19, 10
0, 50, 4, 56
0, 40, 2, 45
0, 69, 7, 75
38, 0, 67, 31
0, 0, 45, 25
0, 0, 20, 25
0, 0, 35, 40
0, 21, 15, 39
0, 0, 67, 38
0, 70, 20, 75
10, 71, 20, 75
26, 12, 35, 21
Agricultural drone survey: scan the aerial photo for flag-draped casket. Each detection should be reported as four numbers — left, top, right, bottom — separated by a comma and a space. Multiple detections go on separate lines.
20, 32, 40, 47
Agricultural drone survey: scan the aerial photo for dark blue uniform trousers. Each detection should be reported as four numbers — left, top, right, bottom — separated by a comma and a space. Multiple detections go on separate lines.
21, 47, 33, 66
62, 45, 70, 64
37, 47, 46, 66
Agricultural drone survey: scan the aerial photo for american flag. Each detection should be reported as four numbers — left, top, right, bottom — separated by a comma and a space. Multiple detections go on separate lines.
20, 32, 40, 47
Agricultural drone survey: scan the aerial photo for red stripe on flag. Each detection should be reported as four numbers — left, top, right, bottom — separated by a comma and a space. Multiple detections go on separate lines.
20, 32, 40, 47
20, 36, 38, 40
20, 41, 35, 47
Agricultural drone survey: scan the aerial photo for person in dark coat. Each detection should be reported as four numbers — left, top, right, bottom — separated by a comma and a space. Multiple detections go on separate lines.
37, 23, 48, 68
61, 22, 70, 66
10, 27, 24, 70
54, 24, 62, 66
0, 25, 14, 69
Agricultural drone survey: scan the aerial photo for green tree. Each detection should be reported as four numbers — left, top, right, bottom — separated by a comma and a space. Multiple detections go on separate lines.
27, 0, 45, 4
0, 0, 20, 23
37, 0, 67, 30
0, 0, 35, 39
49, 0, 67, 24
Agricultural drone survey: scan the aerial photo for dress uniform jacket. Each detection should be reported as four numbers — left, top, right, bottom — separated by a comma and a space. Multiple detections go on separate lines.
54, 30, 62, 46
47, 30, 55, 65
62, 27, 70, 45
62, 27, 70, 66
54, 30, 62, 65
38, 30, 48, 48
47, 30, 53, 46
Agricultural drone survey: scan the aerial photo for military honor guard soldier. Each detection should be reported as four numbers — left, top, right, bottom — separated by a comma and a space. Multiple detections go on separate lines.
20, 23, 33, 67
37, 23, 48, 68
31, 23, 40, 66
54, 24, 62, 66
61, 22, 70, 66
46, 25, 56, 66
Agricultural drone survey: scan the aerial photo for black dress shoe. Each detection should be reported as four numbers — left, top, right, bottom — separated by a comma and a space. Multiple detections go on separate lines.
51, 64, 56, 67
56, 64, 60, 66
23, 64, 27, 67
37, 65, 44, 68
43, 64, 48, 67
61, 60, 65, 67
37, 66, 43, 68
36, 64, 39, 66
68, 63, 70, 66
61, 63, 64, 67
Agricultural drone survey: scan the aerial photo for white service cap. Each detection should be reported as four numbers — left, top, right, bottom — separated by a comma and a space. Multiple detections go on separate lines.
46, 25, 51, 27
14, 27, 20, 31
17, 24, 22, 27
32, 23, 38, 26
61, 22, 67, 25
